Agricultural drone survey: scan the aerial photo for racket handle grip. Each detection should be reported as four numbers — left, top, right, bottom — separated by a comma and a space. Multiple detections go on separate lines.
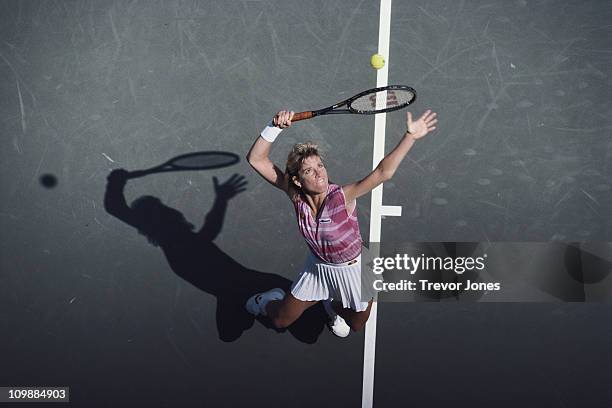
291, 111, 314, 122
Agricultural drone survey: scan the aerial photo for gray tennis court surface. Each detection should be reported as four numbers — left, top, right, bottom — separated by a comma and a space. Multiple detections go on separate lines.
1, 1, 611, 407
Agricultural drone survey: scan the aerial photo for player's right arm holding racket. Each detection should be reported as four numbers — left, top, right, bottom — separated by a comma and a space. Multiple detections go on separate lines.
246, 110, 295, 195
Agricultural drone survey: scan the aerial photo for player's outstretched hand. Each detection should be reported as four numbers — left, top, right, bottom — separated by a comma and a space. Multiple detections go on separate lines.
272, 110, 295, 129
407, 110, 437, 139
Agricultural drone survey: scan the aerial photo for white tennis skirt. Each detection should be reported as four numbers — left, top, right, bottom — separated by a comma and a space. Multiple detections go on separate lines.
290, 251, 371, 312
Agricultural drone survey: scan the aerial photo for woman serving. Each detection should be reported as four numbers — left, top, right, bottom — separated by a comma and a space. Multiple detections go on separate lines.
246, 109, 437, 337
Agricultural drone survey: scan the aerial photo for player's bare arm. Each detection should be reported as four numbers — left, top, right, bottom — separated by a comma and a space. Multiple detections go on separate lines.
246, 110, 295, 195
343, 110, 437, 203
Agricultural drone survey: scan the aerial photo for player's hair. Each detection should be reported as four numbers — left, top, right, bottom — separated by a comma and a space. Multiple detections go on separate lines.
285, 141, 324, 178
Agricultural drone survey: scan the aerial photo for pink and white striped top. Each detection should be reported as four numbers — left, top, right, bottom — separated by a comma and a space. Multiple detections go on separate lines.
293, 183, 362, 264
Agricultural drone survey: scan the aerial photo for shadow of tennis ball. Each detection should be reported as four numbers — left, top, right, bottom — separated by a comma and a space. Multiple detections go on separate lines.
40, 174, 58, 188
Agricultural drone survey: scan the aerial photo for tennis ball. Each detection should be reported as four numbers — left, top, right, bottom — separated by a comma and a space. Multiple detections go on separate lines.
370, 54, 385, 70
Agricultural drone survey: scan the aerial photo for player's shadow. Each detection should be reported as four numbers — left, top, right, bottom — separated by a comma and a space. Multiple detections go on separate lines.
103, 165, 326, 344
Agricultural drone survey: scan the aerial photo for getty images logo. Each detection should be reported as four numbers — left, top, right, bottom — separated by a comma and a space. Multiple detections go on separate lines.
371, 253, 488, 275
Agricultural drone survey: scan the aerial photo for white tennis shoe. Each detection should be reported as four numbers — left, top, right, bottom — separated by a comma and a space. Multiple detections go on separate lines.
322, 299, 350, 338
245, 288, 286, 316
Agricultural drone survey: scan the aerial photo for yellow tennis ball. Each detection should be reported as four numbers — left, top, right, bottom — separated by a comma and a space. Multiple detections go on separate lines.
370, 54, 385, 70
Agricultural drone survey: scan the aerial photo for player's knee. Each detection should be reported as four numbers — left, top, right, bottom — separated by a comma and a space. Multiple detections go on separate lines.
349, 319, 366, 332
348, 310, 371, 332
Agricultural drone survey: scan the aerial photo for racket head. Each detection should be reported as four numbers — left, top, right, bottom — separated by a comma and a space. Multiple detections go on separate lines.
347, 85, 416, 114
165, 151, 240, 171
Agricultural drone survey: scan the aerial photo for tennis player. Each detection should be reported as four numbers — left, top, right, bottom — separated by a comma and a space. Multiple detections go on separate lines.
246, 109, 437, 337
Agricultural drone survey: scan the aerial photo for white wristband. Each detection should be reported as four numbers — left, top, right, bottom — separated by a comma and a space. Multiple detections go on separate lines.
260, 120, 283, 143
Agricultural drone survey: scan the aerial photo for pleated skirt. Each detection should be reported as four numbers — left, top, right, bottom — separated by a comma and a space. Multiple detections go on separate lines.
290, 251, 371, 312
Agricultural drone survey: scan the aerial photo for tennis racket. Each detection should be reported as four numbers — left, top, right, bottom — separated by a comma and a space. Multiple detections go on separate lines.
129, 151, 239, 178
291, 85, 416, 122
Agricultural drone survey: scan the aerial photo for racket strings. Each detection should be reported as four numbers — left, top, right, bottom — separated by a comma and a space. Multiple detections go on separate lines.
350, 89, 415, 113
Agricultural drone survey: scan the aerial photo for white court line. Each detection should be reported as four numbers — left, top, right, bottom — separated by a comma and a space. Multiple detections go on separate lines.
362, 1, 394, 408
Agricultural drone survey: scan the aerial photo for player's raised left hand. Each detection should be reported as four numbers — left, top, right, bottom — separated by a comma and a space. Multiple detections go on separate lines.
407, 110, 437, 139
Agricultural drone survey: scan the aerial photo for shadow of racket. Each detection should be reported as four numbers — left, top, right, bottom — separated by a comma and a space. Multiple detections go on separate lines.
128, 151, 240, 178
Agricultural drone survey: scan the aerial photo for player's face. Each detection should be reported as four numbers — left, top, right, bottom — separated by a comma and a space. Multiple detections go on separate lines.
298, 155, 328, 194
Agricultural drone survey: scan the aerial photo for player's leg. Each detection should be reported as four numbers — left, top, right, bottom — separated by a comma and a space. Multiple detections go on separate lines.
246, 288, 318, 329
332, 299, 374, 332
265, 294, 318, 329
